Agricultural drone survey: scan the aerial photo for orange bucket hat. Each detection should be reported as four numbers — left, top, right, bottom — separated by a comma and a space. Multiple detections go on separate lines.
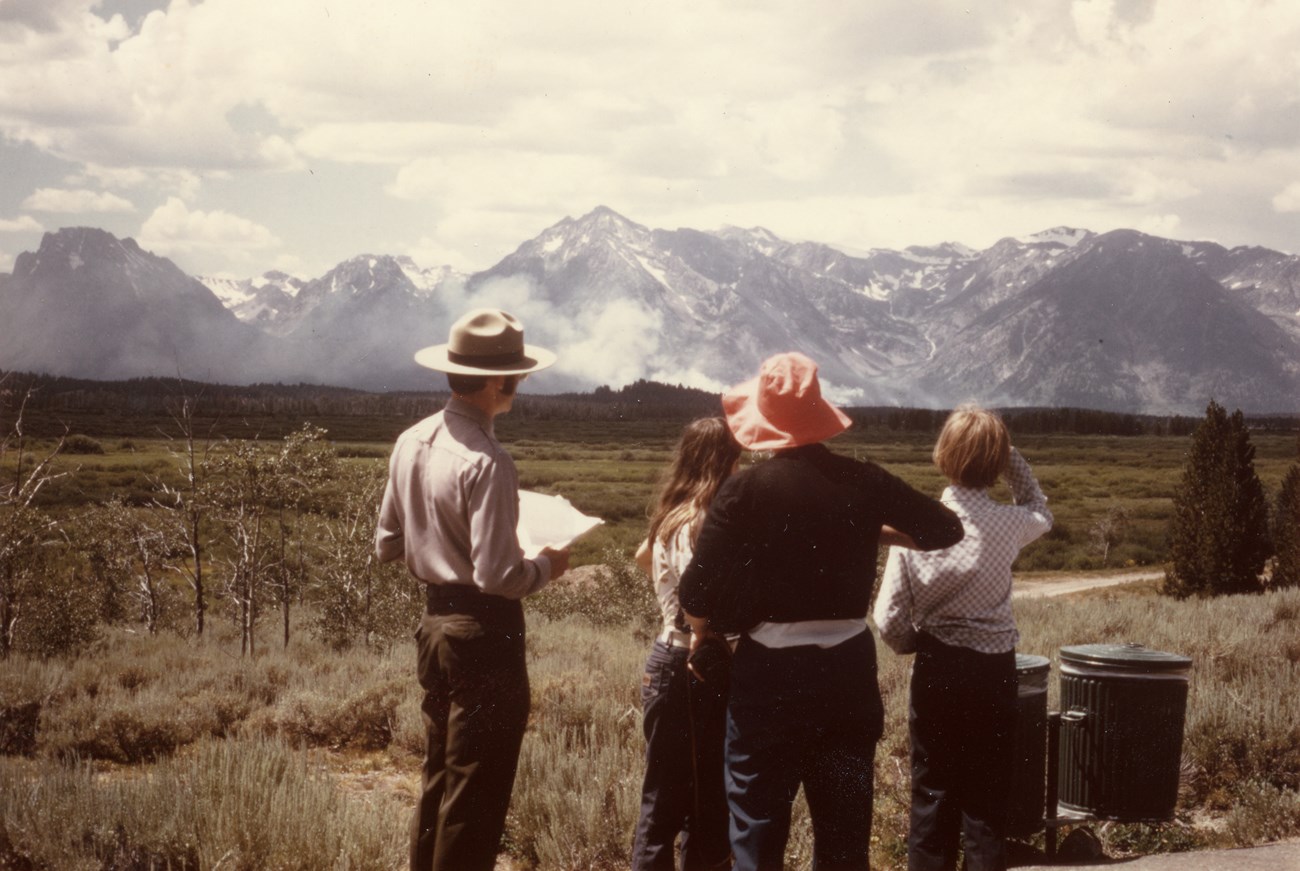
722, 352, 851, 451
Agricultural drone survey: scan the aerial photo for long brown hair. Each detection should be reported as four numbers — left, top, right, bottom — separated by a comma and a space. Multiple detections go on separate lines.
647, 417, 742, 549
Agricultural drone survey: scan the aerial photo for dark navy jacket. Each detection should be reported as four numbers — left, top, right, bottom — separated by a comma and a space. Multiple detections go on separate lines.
679, 443, 964, 633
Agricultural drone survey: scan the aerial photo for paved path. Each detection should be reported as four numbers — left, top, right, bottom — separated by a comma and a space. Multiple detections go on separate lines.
1012, 571, 1162, 599
1013, 839, 1300, 870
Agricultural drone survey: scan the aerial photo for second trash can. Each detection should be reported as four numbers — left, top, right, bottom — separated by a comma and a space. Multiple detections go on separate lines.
1057, 642, 1192, 822
1008, 653, 1050, 836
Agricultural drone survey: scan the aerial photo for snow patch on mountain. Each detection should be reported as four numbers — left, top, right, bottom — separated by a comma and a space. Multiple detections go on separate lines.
8, 215, 1297, 412
1015, 227, 1092, 247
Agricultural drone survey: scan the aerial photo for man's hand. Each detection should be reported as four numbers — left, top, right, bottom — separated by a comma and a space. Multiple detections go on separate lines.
540, 546, 571, 580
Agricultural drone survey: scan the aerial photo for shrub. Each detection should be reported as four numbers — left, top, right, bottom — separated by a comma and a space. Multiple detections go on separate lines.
507, 615, 646, 868
527, 548, 659, 637
37, 687, 208, 763
0, 738, 406, 870
62, 434, 105, 454
249, 678, 406, 751
0, 657, 58, 756
10, 567, 102, 659
1224, 779, 1300, 846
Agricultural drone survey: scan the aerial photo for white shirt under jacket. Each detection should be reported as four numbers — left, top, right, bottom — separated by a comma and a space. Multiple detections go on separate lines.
652, 524, 694, 640
873, 448, 1052, 655
374, 397, 551, 599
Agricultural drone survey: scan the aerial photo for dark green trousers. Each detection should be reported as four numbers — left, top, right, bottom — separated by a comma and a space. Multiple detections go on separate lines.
411, 588, 530, 871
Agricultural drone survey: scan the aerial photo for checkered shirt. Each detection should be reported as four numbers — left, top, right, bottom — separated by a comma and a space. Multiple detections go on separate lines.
873, 448, 1053, 654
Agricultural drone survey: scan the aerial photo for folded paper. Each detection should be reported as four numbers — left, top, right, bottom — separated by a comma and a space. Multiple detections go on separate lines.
517, 490, 604, 558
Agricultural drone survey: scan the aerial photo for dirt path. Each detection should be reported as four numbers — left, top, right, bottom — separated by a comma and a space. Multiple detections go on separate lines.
1011, 570, 1162, 599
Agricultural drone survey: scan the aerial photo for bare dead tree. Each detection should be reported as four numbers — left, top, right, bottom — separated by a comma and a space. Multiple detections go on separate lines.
0, 384, 70, 657
152, 384, 220, 636
1089, 505, 1130, 568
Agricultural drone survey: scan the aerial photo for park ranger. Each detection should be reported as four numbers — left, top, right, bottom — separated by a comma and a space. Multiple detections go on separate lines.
376, 308, 570, 871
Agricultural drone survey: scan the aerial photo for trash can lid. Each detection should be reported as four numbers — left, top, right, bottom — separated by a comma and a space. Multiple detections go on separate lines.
1015, 653, 1050, 674
1059, 642, 1191, 673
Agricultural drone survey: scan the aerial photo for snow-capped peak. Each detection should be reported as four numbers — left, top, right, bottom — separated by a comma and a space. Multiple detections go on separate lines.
1015, 227, 1092, 248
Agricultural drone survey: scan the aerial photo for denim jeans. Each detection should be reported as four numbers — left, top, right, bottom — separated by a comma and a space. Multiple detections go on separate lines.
907, 634, 1016, 871
633, 639, 732, 870
725, 630, 884, 871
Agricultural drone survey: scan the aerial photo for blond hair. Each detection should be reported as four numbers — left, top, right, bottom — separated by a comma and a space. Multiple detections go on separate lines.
933, 404, 1010, 489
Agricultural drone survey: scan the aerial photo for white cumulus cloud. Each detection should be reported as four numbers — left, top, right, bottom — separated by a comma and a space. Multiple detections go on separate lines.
2, 0, 1300, 269
0, 215, 44, 232
23, 187, 134, 213
139, 197, 280, 256
1273, 182, 1300, 214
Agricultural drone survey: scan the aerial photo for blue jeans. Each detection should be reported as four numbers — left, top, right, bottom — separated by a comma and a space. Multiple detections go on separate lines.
633, 639, 732, 870
726, 630, 884, 871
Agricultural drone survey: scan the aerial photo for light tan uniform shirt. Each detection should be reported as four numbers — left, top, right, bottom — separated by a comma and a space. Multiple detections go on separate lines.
375, 397, 551, 598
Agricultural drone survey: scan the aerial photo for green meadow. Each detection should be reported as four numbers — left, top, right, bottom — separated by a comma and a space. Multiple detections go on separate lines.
20, 422, 1297, 571
1, 412, 1299, 869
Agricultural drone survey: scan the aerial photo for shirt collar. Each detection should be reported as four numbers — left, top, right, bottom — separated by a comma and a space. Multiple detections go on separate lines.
444, 395, 495, 438
942, 484, 992, 509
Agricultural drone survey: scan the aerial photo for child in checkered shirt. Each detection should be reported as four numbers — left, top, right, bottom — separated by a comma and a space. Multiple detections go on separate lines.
873, 404, 1052, 871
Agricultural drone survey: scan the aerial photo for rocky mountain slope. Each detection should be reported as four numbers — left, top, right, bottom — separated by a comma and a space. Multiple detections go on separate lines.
2, 209, 1297, 412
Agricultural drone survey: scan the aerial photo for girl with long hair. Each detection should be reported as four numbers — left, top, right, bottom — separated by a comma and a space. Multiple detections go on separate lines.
632, 416, 742, 871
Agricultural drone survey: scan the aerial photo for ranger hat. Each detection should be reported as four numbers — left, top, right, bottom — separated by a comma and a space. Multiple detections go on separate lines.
415, 308, 557, 375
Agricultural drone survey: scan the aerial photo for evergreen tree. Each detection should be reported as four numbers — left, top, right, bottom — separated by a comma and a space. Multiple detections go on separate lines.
1271, 436, 1300, 589
1163, 400, 1272, 598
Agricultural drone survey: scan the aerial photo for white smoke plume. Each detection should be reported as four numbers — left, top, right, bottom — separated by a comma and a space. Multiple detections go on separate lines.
436, 274, 670, 392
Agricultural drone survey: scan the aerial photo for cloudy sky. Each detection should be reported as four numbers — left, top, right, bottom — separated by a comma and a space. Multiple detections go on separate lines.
1, 0, 1298, 280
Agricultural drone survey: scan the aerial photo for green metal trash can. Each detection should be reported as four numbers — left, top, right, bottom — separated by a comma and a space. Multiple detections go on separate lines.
1057, 642, 1192, 822
1008, 653, 1050, 836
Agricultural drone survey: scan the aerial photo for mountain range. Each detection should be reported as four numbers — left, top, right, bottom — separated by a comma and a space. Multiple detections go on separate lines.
1, 206, 1297, 413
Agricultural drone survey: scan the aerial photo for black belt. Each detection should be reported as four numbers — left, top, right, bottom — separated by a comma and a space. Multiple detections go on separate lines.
425, 583, 520, 616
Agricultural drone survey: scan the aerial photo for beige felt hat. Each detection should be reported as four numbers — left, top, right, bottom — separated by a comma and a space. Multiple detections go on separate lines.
414, 308, 557, 375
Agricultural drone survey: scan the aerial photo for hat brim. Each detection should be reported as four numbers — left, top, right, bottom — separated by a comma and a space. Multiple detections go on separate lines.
414, 343, 557, 376
722, 375, 852, 451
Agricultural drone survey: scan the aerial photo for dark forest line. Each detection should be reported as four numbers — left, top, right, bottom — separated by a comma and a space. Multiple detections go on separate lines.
2, 369, 1295, 441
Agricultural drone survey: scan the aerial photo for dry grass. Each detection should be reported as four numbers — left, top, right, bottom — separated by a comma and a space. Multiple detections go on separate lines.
2, 587, 1299, 869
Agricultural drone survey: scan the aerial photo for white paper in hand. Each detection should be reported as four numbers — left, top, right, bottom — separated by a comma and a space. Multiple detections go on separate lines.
517, 490, 604, 558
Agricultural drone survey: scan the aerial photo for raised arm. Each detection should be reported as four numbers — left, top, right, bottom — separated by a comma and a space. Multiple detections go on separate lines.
1005, 447, 1052, 545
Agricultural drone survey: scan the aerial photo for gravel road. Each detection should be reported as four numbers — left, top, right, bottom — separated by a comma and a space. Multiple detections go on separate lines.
1012, 571, 1163, 599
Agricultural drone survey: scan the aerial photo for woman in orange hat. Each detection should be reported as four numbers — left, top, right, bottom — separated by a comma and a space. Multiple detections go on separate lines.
680, 352, 965, 871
